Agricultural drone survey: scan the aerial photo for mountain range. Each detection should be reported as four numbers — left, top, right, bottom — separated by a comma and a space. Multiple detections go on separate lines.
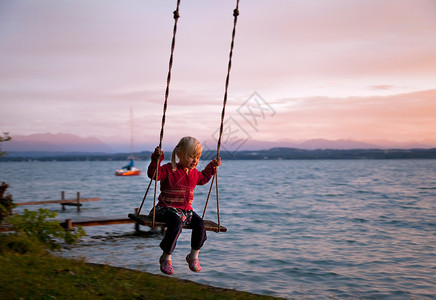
241, 138, 436, 150
2, 133, 436, 154
2, 133, 112, 153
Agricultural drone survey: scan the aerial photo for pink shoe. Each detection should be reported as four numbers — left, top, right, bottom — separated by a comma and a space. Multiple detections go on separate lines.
159, 258, 173, 275
186, 254, 201, 272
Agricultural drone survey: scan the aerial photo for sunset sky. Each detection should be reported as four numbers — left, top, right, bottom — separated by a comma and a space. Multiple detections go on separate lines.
1, 0, 436, 151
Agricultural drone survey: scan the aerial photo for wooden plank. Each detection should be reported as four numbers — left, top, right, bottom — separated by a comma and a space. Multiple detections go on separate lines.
61, 203, 82, 207
60, 216, 135, 229
128, 213, 227, 232
16, 198, 100, 206
3, 215, 135, 231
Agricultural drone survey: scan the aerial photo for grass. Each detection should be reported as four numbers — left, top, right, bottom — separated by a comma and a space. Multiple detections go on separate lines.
0, 236, 281, 300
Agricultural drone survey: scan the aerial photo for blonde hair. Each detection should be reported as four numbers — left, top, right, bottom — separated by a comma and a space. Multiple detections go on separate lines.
171, 136, 203, 171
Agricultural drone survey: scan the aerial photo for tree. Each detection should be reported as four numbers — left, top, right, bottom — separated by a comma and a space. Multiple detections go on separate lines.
1, 133, 14, 219
0, 132, 11, 157
0, 182, 15, 221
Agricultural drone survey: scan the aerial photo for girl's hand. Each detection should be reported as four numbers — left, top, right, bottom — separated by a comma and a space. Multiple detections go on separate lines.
212, 157, 221, 167
154, 146, 163, 156
151, 146, 164, 162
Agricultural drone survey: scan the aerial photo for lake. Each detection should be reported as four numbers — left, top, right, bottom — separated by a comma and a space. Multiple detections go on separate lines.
1, 159, 435, 299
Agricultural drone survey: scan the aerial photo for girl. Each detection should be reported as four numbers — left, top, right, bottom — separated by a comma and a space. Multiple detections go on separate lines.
148, 136, 221, 275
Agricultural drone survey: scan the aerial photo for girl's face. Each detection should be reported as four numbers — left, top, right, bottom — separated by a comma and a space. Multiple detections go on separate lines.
178, 151, 201, 170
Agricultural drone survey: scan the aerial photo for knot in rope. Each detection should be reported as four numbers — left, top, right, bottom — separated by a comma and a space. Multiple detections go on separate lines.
233, 8, 239, 17
173, 10, 180, 19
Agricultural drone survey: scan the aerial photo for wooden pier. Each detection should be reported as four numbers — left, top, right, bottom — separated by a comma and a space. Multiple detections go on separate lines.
16, 191, 100, 211
6, 196, 227, 232
1, 215, 136, 232
61, 215, 136, 230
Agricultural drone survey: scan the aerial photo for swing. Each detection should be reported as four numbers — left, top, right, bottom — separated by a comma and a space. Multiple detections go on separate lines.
128, 0, 240, 233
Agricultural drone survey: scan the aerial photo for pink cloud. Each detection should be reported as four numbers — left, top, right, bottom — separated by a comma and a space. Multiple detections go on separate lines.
1, 1, 436, 148
261, 89, 436, 142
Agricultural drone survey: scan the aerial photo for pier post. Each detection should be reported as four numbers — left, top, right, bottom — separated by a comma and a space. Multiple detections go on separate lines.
61, 191, 65, 210
76, 192, 81, 212
66, 219, 73, 231
134, 208, 140, 231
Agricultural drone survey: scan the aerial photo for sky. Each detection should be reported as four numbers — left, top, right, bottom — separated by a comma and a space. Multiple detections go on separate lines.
1, 0, 436, 151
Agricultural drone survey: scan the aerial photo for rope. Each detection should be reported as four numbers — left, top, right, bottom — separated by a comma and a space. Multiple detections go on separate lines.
202, 0, 240, 232
216, 1, 240, 159
137, 0, 181, 228
201, 174, 215, 219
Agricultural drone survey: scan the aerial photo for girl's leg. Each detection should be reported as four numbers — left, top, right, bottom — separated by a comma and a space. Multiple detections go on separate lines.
159, 210, 183, 255
189, 211, 207, 250
157, 211, 183, 275
186, 212, 207, 272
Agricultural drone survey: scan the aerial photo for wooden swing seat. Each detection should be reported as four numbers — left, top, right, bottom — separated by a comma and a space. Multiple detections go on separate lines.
128, 213, 227, 232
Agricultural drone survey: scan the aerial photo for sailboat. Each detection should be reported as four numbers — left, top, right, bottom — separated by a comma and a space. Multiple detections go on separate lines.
115, 108, 141, 176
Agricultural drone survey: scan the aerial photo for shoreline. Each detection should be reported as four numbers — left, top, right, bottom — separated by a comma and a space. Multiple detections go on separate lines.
0, 249, 283, 299
85, 261, 283, 298
2, 148, 436, 161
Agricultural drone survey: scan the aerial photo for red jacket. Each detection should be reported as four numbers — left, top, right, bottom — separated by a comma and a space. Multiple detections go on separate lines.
147, 153, 217, 210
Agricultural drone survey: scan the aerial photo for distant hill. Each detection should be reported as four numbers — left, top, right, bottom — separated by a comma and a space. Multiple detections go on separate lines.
299, 139, 378, 150
217, 148, 436, 160
3, 133, 112, 153
2, 148, 436, 162
242, 138, 436, 150
2, 133, 436, 155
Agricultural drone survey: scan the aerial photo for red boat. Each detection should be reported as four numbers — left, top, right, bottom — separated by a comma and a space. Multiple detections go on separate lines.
115, 167, 141, 176
115, 159, 141, 176
115, 108, 141, 176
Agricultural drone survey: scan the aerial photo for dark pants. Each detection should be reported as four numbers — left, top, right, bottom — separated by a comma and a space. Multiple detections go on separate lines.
158, 210, 207, 254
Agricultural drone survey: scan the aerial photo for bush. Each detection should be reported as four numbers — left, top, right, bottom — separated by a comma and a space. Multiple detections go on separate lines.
0, 234, 46, 255
0, 132, 11, 157
5, 208, 86, 251
0, 182, 15, 221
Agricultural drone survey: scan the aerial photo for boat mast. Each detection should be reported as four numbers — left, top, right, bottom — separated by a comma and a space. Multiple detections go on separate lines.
129, 107, 134, 160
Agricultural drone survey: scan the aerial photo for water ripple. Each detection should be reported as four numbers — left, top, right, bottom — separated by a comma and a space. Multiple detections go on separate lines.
2, 160, 436, 299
